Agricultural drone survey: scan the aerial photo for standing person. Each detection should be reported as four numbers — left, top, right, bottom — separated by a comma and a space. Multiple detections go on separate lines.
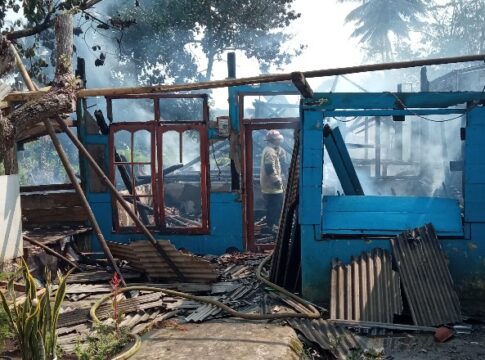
260, 130, 285, 233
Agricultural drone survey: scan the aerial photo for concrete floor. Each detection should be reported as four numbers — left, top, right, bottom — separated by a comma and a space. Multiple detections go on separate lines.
131, 320, 303, 360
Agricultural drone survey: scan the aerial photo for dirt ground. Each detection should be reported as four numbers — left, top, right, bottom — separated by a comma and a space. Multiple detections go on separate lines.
363, 324, 485, 360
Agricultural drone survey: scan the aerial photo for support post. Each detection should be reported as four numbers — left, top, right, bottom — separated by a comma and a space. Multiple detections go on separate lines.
43, 119, 128, 286
375, 117, 381, 178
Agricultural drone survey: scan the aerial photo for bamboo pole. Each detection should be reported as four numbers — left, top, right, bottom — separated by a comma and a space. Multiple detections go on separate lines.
9, 39, 128, 287
43, 119, 128, 286
5, 53, 485, 102
55, 117, 187, 282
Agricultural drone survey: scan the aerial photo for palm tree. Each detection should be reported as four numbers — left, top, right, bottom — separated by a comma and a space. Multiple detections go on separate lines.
339, 0, 427, 61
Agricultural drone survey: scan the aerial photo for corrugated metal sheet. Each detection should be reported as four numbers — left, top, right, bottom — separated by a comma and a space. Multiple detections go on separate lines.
66, 269, 142, 283
330, 248, 403, 323
185, 282, 261, 322
287, 318, 363, 360
108, 240, 218, 283
391, 223, 462, 326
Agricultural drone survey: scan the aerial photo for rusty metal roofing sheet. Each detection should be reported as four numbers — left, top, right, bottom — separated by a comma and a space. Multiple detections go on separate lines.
108, 240, 218, 283
391, 223, 462, 326
330, 248, 403, 323
287, 318, 363, 359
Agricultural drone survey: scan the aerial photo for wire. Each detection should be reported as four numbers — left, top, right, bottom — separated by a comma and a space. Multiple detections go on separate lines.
329, 86, 484, 124
386, 85, 485, 123
331, 116, 360, 123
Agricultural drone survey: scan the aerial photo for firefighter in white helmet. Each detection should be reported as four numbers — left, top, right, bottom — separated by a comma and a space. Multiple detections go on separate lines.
260, 129, 285, 233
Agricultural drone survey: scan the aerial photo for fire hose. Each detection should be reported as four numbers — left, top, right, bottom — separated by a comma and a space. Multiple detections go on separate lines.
90, 255, 323, 359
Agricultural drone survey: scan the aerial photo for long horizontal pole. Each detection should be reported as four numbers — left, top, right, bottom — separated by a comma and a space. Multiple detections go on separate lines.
6, 53, 485, 102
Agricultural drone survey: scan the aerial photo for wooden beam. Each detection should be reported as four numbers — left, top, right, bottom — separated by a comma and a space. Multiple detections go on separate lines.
4, 53, 485, 102
291, 72, 314, 99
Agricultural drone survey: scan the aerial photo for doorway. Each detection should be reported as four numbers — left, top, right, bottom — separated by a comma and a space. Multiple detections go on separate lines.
242, 122, 298, 251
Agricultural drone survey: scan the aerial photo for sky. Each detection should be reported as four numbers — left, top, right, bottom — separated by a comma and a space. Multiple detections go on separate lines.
3, 0, 421, 108
209, 0, 365, 107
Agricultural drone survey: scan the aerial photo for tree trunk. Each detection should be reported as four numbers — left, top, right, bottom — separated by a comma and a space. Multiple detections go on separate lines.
0, 35, 15, 77
205, 51, 215, 81
0, 35, 15, 166
54, 14, 74, 86
0, 14, 75, 160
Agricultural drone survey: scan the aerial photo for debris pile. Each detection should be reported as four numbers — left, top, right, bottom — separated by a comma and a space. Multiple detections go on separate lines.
50, 252, 313, 357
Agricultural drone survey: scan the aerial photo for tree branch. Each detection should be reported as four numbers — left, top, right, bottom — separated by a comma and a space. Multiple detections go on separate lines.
5, 0, 104, 40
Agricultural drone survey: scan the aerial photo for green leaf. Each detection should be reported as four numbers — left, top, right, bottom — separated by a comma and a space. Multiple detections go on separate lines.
0, 291, 18, 336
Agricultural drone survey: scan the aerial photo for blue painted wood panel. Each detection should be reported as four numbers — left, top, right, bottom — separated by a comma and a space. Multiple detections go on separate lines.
304, 92, 484, 110
464, 107, 485, 222
321, 196, 463, 236
299, 110, 324, 225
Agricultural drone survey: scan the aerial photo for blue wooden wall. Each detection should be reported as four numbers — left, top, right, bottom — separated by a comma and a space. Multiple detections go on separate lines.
299, 92, 485, 315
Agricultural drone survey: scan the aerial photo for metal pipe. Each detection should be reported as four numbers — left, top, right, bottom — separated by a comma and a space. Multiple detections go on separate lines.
6, 53, 485, 101
43, 119, 128, 287
23, 235, 80, 270
55, 116, 186, 282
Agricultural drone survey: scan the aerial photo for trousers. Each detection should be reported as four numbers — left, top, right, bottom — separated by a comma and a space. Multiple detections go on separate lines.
263, 193, 284, 229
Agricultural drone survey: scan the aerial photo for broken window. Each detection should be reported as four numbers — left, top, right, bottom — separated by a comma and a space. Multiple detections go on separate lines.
18, 133, 80, 186
110, 98, 155, 123
323, 115, 464, 202
243, 95, 300, 119
112, 125, 156, 230
159, 97, 205, 122
109, 95, 209, 233
158, 124, 209, 232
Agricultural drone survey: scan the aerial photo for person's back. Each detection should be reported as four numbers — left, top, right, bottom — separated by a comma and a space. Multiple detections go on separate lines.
260, 145, 283, 195
259, 130, 285, 233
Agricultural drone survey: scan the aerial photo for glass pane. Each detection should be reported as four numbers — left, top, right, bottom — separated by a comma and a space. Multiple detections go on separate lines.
133, 130, 151, 162
114, 130, 132, 162
163, 129, 202, 228
252, 128, 295, 245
